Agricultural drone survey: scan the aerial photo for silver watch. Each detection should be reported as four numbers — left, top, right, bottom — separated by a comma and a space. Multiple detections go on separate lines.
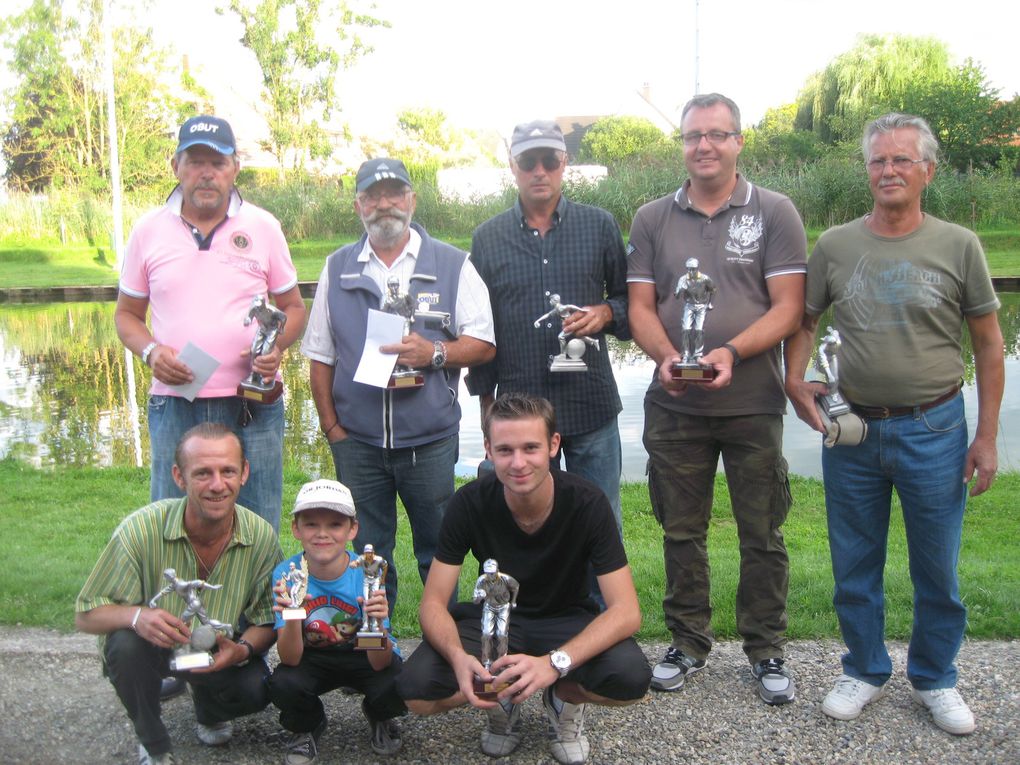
431, 340, 447, 369
549, 649, 572, 678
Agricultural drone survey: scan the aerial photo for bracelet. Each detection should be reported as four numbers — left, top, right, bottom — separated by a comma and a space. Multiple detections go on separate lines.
236, 638, 255, 666
321, 423, 339, 436
140, 341, 158, 367
722, 342, 741, 367
130, 606, 143, 633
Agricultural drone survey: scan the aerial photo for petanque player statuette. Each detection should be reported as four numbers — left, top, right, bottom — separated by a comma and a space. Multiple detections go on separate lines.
813, 326, 867, 448
237, 294, 288, 403
382, 276, 426, 388
671, 258, 717, 382
472, 558, 519, 699
533, 294, 600, 372
350, 544, 389, 650
280, 555, 309, 621
148, 568, 234, 671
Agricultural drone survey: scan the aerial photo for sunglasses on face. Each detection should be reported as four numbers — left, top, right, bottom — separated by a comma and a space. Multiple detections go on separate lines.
515, 152, 563, 172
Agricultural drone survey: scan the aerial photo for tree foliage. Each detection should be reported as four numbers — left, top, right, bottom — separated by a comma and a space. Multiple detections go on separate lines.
742, 103, 825, 168
578, 115, 669, 165
360, 107, 500, 169
221, 0, 388, 172
1, 0, 191, 193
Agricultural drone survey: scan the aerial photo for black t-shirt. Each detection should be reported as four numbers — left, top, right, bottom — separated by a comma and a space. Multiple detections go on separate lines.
435, 470, 628, 618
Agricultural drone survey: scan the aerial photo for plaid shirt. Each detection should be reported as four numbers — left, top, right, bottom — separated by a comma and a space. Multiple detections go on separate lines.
467, 196, 628, 436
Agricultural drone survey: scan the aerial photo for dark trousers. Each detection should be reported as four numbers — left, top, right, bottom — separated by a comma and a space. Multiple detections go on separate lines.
268, 649, 405, 734
104, 629, 270, 756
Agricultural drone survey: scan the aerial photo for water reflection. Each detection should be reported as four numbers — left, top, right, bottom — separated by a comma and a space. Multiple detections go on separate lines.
2, 297, 1018, 479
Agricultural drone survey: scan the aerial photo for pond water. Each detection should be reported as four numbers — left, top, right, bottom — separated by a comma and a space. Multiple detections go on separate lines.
2, 296, 1019, 480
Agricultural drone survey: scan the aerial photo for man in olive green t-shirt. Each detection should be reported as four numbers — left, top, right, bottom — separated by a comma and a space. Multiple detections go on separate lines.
785, 113, 1004, 737
76, 423, 283, 764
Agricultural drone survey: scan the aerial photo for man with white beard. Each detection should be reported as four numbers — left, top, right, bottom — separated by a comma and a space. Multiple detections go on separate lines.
302, 158, 496, 609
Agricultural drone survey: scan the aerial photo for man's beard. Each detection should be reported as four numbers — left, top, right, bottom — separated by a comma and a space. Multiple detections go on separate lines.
364, 209, 410, 247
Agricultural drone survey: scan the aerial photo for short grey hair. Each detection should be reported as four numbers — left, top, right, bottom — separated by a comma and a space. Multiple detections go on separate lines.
862, 113, 939, 166
681, 93, 741, 133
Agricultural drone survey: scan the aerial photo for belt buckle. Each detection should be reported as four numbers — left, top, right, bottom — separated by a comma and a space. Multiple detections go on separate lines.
876, 406, 892, 419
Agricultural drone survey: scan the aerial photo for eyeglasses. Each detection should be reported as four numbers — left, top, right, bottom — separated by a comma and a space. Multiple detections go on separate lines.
680, 130, 740, 146
867, 157, 927, 172
358, 187, 411, 205
515, 152, 563, 172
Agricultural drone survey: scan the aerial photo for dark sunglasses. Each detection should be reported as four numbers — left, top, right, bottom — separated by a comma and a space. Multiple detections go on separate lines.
516, 152, 563, 172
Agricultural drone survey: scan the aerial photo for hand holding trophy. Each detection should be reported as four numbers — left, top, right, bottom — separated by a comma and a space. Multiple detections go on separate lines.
671, 258, 717, 382
350, 544, 389, 650
813, 326, 867, 447
279, 555, 309, 621
472, 559, 520, 699
533, 294, 600, 372
148, 568, 234, 671
237, 294, 288, 403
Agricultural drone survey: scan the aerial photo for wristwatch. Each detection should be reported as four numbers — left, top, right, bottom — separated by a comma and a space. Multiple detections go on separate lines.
549, 649, 572, 678
140, 341, 158, 367
431, 340, 448, 369
236, 638, 255, 667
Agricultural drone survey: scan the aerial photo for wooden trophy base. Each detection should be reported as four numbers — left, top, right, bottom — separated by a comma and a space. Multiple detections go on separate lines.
670, 362, 716, 383
355, 631, 387, 651
282, 607, 307, 621
473, 673, 510, 701
237, 379, 284, 404
388, 370, 425, 389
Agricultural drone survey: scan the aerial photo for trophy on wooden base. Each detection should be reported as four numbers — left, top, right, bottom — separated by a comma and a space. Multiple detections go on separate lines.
281, 556, 309, 621
472, 559, 520, 699
350, 544, 389, 650
533, 294, 600, 373
671, 258, 717, 383
148, 568, 234, 671
237, 294, 287, 403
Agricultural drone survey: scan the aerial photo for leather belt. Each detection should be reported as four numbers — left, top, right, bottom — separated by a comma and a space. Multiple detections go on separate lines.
850, 385, 962, 420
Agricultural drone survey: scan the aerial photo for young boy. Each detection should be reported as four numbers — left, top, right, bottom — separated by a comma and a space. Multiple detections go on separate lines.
268, 479, 405, 764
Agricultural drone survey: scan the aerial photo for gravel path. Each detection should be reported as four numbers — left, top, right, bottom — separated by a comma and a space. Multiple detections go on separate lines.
1, 628, 1016, 765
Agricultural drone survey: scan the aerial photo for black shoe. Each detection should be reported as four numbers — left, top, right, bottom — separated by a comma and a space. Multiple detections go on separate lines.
650, 647, 707, 692
362, 699, 401, 756
159, 676, 186, 700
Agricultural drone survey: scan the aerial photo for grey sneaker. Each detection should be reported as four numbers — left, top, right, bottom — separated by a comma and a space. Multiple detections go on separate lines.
822, 674, 886, 720
138, 743, 177, 765
285, 718, 327, 765
911, 687, 976, 735
650, 647, 707, 692
751, 658, 796, 705
196, 720, 233, 746
363, 699, 402, 756
480, 699, 522, 756
543, 687, 589, 765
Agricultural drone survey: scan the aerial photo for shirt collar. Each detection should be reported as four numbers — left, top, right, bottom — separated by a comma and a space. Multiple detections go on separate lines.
674, 174, 751, 212
165, 186, 243, 218
161, 496, 254, 548
514, 195, 567, 231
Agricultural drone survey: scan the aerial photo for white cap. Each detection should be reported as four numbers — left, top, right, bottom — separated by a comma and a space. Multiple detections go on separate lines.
292, 479, 356, 518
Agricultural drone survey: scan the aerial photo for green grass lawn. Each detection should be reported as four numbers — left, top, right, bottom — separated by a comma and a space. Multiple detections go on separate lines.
3, 459, 1017, 641
1, 231, 1016, 288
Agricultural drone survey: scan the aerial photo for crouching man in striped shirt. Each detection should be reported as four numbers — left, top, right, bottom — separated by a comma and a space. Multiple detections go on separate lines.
75, 423, 283, 765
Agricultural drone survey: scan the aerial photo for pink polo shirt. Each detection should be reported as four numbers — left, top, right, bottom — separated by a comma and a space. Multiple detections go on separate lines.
120, 189, 298, 397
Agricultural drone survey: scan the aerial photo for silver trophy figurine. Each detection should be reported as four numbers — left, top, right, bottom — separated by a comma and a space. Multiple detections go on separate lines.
280, 555, 309, 621
471, 558, 519, 699
382, 277, 425, 388
671, 258, 717, 382
148, 568, 234, 670
237, 294, 287, 403
814, 326, 867, 447
534, 294, 600, 372
349, 544, 389, 650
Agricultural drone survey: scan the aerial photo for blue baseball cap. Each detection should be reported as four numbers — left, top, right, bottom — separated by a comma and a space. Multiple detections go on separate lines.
176, 115, 236, 155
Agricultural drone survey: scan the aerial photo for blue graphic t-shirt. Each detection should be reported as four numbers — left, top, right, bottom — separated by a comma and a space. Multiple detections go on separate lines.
271, 550, 398, 654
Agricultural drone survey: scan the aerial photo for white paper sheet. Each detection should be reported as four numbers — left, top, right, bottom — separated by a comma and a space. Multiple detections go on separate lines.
169, 342, 221, 402
353, 309, 406, 388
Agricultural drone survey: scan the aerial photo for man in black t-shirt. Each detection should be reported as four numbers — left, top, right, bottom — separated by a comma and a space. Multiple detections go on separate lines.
397, 394, 650, 765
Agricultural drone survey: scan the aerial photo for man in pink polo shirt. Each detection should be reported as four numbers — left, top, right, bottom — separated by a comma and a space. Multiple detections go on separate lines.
115, 115, 305, 540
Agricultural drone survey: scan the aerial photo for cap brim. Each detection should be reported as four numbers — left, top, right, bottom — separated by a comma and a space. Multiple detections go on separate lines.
511, 138, 566, 158
176, 138, 235, 155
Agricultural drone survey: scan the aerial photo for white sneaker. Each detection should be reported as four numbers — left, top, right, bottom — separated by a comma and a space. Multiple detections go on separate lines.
911, 687, 976, 735
480, 699, 522, 757
138, 743, 177, 765
821, 674, 886, 720
196, 719, 233, 746
543, 687, 589, 765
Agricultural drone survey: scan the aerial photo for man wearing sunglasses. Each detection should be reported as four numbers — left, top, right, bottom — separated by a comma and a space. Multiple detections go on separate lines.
627, 93, 807, 706
302, 157, 496, 612
467, 120, 629, 544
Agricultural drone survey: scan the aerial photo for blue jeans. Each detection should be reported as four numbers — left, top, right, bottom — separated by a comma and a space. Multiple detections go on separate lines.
329, 434, 457, 611
556, 417, 623, 533
822, 394, 968, 690
148, 395, 284, 533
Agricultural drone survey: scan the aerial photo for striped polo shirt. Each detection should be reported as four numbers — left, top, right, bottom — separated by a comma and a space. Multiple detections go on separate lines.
76, 498, 283, 652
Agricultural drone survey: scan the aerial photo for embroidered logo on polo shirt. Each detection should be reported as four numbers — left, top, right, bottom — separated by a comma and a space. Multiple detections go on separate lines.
231, 232, 252, 252
724, 214, 763, 258
416, 291, 441, 308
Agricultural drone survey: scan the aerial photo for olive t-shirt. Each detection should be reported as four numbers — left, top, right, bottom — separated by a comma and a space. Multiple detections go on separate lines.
805, 215, 999, 407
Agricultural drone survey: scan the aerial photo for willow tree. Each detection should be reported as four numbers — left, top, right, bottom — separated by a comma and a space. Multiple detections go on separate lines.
794, 34, 954, 144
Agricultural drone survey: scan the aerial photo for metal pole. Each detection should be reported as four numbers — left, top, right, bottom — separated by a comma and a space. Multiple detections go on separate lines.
694, 0, 700, 95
